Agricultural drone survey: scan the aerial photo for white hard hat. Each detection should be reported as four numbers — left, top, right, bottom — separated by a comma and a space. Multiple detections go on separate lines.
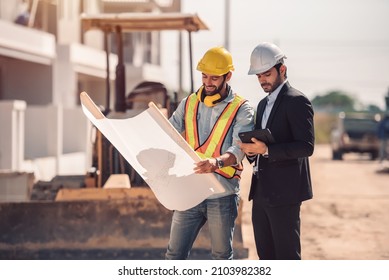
248, 42, 287, 75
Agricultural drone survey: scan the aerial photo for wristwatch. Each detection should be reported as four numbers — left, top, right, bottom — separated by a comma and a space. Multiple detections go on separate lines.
215, 157, 224, 169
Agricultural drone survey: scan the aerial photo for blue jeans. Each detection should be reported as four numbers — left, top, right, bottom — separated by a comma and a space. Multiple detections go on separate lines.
165, 194, 239, 260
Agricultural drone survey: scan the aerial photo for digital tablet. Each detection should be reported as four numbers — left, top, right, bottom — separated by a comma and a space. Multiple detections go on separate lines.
238, 128, 275, 144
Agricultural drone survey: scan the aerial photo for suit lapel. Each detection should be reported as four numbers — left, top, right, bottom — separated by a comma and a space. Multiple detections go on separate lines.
256, 98, 267, 129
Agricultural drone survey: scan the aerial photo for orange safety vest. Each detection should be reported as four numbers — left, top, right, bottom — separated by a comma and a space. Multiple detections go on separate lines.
184, 93, 246, 179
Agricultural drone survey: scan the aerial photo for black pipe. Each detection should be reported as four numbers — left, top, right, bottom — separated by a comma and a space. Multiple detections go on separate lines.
188, 31, 194, 94
104, 30, 110, 115
114, 25, 126, 112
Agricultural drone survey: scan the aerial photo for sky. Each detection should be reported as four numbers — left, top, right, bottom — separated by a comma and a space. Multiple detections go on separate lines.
163, 0, 389, 110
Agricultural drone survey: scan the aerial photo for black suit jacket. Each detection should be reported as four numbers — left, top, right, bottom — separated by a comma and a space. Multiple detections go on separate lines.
248, 82, 314, 206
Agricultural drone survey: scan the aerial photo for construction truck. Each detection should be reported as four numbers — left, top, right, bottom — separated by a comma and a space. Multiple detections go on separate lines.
0, 13, 248, 259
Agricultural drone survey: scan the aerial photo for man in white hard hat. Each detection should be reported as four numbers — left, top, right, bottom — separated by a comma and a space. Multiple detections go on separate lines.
239, 42, 314, 260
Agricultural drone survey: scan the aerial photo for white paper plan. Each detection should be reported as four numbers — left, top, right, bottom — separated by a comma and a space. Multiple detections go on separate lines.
80, 92, 225, 210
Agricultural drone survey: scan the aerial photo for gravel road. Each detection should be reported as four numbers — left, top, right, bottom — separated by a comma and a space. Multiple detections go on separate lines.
240, 144, 389, 260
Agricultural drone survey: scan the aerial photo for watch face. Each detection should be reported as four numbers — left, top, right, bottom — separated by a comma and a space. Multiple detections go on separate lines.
217, 158, 224, 168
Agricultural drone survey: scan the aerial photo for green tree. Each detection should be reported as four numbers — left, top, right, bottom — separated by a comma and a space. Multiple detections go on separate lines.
366, 104, 381, 113
312, 90, 355, 112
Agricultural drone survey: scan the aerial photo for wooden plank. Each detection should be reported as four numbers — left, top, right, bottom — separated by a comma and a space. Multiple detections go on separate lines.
81, 12, 209, 33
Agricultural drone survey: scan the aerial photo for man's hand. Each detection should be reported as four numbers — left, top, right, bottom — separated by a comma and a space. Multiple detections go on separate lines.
238, 138, 267, 156
194, 158, 218, 174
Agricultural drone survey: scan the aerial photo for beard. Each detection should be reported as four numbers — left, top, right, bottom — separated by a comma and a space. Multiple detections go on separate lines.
204, 84, 223, 96
261, 74, 283, 93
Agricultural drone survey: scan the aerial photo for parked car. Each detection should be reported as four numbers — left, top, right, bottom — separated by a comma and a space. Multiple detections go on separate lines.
330, 112, 381, 160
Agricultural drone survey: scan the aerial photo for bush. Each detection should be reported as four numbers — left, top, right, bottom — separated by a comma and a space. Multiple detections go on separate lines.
314, 112, 337, 144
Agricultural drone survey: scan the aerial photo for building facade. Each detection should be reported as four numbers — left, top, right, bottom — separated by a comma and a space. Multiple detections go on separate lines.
0, 0, 183, 185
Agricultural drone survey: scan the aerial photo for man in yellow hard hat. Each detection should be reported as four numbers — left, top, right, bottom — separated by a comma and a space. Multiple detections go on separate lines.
165, 46, 254, 259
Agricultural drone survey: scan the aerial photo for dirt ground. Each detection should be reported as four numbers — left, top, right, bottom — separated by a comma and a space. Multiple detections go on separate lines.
240, 144, 389, 260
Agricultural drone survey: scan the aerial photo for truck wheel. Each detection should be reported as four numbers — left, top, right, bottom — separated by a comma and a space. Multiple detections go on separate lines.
332, 150, 343, 160
370, 151, 378, 160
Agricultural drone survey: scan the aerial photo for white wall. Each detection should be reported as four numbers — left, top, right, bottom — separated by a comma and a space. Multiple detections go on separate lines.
0, 100, 26, 170
1, 58, 53, 105
22, 104, 91, 181
24, 104, 62, 159
57, 0, 81, 44
0, 0, 20, 22
63, 107, 91, 154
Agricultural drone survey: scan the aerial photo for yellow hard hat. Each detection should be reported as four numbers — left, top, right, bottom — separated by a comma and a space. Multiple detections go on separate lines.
196, 46, 234, 76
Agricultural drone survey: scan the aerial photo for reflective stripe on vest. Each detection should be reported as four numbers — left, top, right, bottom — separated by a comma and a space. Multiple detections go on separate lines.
184, 93, 246, 179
